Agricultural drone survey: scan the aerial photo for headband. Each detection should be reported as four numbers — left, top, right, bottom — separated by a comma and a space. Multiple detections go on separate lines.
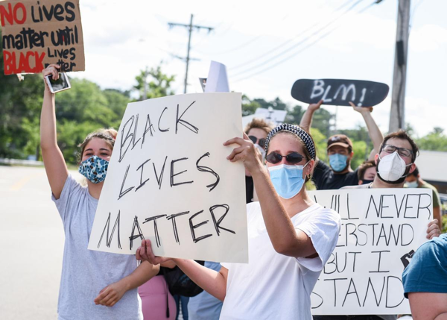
264, 124, 316, 160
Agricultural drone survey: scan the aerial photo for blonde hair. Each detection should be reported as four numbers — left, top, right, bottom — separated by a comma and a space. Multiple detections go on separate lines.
244, 118, 275, 135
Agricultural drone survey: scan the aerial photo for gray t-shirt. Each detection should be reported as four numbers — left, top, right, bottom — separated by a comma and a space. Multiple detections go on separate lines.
52, 175, 142, 320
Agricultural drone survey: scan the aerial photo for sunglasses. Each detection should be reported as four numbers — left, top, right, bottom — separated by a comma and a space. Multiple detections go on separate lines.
248, 135, 266, 148
266, 152, 304, 164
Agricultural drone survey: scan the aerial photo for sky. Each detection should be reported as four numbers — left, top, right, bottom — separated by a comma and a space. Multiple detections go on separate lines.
72, 0, 447, 137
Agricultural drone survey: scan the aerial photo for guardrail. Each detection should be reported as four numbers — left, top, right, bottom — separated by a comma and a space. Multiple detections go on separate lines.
0, 158, 44, 166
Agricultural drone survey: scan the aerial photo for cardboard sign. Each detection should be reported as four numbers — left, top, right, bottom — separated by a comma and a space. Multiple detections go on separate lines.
87, 93, 249, 263
0, 0, 84, 74
309, 188, 432, 315
291, 79, 389, 107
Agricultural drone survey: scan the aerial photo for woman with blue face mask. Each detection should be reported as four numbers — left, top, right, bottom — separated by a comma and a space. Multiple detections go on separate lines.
40, 64, 160, 320
136, 123, 341, 320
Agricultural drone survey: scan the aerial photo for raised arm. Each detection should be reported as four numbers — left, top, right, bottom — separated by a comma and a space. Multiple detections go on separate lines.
299, 100, 323, 133
40, 64, 68, 199
350, 102, 383, 160
136, 240, 228, 301
224, 135, 317, 258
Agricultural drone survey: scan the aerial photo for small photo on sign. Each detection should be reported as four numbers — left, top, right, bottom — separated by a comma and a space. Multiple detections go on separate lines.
45, 73, 71, 93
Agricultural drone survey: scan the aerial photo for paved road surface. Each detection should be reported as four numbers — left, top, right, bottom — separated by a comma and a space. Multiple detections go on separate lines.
0, 166, 69, 319
0, 166, 187, 320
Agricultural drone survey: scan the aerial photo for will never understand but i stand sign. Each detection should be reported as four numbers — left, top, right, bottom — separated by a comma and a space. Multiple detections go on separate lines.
88, 93, 249, 264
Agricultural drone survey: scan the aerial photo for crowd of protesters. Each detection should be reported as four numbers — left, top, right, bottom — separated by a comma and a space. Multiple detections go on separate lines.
39, 65, 445, 320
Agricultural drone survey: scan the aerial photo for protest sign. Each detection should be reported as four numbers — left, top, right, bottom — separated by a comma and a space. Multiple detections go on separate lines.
87, 92, 249, 263
0, 0, 84, 75
204, 61, 229, 93
309, 188, 432, 315
291, 79, 389, 107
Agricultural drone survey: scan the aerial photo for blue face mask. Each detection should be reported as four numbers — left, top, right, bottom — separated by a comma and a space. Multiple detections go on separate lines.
329, 154, 348, 172
268, 163, 308, 199
79, 155, 109, 184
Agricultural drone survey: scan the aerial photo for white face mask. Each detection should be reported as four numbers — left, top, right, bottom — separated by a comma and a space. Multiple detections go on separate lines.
377, 151, 411, 182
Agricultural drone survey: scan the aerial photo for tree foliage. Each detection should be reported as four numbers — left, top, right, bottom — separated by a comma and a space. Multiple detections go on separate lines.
415, 127, 447, 152
134, 65, 176, 100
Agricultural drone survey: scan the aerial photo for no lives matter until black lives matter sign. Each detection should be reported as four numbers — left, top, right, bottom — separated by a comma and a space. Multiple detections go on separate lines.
309, 188, 432, 315
0, 0, 84, 74
88, 92, 249, 263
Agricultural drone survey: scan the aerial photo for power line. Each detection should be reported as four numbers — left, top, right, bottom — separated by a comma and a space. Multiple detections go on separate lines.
229, 0, 361, 72
232, 0, 379, 83
202, 13, 291, 56
167, 14, 214, 93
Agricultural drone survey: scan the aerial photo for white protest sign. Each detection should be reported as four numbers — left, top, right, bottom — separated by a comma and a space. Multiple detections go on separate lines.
204, 61, 229, 93
88, 92, 248, 263
309, 188, 432, 315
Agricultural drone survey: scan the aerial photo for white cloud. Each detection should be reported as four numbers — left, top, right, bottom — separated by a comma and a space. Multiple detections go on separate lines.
325, 96, 447, 138
67, 0, 445, 140
409, 24, 447, 52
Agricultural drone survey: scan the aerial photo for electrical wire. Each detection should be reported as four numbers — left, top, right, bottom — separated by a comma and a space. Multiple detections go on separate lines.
231, 0, 378, 83
229, 0, 361, 72
201, 12, 291, 56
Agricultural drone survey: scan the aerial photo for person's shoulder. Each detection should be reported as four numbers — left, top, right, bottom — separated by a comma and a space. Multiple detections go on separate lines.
246, 201, 262, 219
307, 203, 340, 221
415, 233, 447, 259
315, 160, 330, 172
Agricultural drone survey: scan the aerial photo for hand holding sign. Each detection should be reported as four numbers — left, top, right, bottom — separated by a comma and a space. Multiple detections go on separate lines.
291, 79, 389, 107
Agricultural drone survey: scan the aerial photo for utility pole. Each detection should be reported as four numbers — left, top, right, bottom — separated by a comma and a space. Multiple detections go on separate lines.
389, 0, 411, 132
142, 67, 148, 101
168, 14, 213, 93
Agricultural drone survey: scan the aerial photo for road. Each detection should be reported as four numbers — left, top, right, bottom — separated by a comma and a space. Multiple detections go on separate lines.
0, 165, 188, 320
0, 166, 68, 319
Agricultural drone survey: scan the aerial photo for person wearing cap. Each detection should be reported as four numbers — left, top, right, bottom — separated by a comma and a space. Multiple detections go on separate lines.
136, 124, 341, 320
316, 130, 442, 320
300, 100, 383, 190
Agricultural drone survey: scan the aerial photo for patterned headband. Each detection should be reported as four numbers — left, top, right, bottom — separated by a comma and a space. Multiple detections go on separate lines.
264, 123, 316, 160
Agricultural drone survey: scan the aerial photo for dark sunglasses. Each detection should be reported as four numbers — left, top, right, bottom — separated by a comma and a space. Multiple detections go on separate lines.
266, 152, 304, 164
248, 135, 266, 148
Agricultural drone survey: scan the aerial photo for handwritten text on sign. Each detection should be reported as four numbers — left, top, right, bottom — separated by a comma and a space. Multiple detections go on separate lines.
291, 79, 389, 107
309, 188, 432, 315
87, 93, 248, 263
0, 0, 84, 74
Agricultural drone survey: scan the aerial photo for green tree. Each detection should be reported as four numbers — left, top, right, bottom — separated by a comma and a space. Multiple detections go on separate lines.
284, 104, 304, 125
242, 94, 261, 116
0, 26, 44, 159
134, 65, 176, 100
415, 127, 447, 151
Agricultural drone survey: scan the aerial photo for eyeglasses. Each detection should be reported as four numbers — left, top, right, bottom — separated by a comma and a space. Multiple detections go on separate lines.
382, 144, 413, 158
266, 152, 304, 164
248, 135, 266, 148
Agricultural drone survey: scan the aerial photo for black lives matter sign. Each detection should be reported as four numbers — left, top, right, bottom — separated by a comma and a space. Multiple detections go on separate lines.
0, 0, 84, 74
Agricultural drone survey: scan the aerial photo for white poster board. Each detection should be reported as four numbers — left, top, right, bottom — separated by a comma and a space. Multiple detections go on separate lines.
88, 93, 248, 263
204, 61, 229, 93
309, 188, 433, 315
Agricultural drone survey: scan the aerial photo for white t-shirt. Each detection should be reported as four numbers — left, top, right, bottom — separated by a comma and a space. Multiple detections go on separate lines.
220, 202, 340, 320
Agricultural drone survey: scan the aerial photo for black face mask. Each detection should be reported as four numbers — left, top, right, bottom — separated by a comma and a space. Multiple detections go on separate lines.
361, 179, 374, 185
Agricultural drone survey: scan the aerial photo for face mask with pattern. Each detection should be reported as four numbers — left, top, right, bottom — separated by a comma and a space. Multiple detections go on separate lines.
78, 155, 109, 184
